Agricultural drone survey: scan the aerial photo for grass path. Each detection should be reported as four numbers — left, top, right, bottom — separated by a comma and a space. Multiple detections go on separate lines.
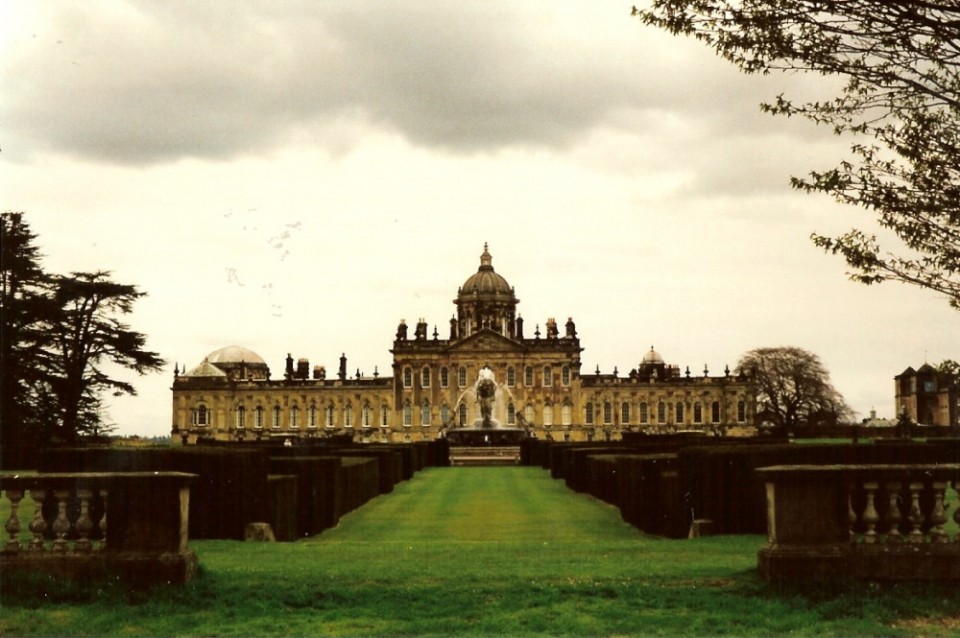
3, 467, 959, 636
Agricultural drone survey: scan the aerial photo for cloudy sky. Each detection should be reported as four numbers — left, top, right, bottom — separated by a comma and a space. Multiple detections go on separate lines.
3, 1, 957, 437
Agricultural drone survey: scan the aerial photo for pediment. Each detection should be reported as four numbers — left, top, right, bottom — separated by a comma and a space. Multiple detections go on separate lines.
450, 329, 523, 354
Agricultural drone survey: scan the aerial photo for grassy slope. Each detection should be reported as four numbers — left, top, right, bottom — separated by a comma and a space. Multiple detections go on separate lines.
2, 467, 959, 636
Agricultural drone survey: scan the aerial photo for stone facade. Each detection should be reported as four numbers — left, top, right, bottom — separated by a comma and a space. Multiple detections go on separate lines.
172, 245, 756, 444
894, 363, 959, 427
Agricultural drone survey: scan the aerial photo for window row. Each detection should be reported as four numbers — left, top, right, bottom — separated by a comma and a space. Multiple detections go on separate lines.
582, 400, 748, 425
402, 365, 573, 389
193, 403, 393, 429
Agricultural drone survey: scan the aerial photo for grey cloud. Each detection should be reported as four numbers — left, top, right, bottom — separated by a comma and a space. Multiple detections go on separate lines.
2, 1, 832, 166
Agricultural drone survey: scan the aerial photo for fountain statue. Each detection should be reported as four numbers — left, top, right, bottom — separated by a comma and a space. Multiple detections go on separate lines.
447, 366, 527, 446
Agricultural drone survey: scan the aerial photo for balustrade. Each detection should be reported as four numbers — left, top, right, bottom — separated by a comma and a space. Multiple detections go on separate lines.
758, 464, 960, 581
1, 472, 198, 586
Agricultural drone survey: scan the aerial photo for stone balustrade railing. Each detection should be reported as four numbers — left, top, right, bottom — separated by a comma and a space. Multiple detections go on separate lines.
1, 472, 199, 586
757, 464, 960, 581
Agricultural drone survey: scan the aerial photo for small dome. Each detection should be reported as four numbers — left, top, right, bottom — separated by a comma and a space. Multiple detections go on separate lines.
205, 345, 266, 365
642, 347, 664, 365
459, 244, 515, 298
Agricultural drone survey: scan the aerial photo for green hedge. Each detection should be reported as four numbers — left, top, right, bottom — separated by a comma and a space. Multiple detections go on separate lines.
616, 454, 685, 537
268, 456, 343, 537
39, 447, 270, 540
679, 441, 959, 535
267, 475, 298, 541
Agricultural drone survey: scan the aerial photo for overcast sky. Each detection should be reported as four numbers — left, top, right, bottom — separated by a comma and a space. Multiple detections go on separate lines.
3, 1, 957, 437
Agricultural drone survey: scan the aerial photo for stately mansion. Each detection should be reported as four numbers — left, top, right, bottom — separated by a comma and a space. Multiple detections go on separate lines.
171, 245, 757, 443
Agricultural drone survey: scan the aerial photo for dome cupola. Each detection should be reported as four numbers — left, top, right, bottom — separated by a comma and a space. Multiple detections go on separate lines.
455, 243, 519, 339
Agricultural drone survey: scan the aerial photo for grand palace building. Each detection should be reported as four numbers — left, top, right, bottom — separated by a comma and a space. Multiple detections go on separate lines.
171, 245, 757, 444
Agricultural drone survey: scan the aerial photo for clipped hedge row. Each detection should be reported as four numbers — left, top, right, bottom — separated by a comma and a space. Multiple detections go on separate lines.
616, 454, 685, 538
268, 456, 343, 537
40, 447, 270, 540
267, 474, 299, 541
339, 457, 380, 515
680, 441, 960, 535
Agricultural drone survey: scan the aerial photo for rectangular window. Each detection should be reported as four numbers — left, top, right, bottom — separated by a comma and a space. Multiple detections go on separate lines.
585, 403, 594, 425
440, 367, 449, 388
507, 367, 516, 387
621, 402, 630, 425
561, 366, 570, 386
381, 405, 390, 427
458, 367, 467, 388
603, 402, 612, 425
657, 402, 666, 424
525, 366, 534, 387
711, 401, 721, 424
543, 366, 553, 387
639, 402, 648, 424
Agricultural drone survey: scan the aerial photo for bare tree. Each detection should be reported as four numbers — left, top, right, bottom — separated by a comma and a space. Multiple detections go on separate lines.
738, 346, 853, 428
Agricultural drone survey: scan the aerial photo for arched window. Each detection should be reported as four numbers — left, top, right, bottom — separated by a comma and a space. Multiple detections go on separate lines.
440, 404, 450, 425
421, 367, 431, 388
193, 404, 209, 426
458, 403, 468, 426
561, 402, 572, 426
711, 401, 721, 423
524, 404, 535, 425
507, 366, 516, 387
344, 403, 354, 428
440, 367, 449, 388
543, 402, 554, 426
737, 401, 746, 423
272, 405, 282, 428
255, 405, 264, 429
639, 402, 648, 424
543, 366, 553, 387
458, 367, 467, 388
507, 402, 516, 425
236, 405, 246, 429
561, 365, 571, 386
308, 404, 318, 428
585, 403, 594, 425
621, 402, 630, 425
657, 402, 666, 424
325, 404, 335, 428
290, 404, 299, 428
403, 402, 413, 427
380, 404, 390, 427
603, 401, 613, 425
524, 366, 534, 387
361, 403, 372, 428
403, 367, 413, 388
675, 402, 684, 424
694, 402, 703, 424
421, 401, 431, 426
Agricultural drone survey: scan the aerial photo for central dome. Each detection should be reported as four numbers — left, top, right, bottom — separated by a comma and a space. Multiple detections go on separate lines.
459, 243, 514, 299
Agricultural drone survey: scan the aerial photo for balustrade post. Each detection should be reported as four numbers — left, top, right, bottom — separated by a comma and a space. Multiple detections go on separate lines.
51, 490, 71, 553
928, 481, 948, 543
29, 489, 47, 551
862, 482, 879, 544
99, 489, 108, 551
847, 489, 857, 543
955, 481, 960, 543
884, 481, 902, 543
74, 489, 94, 553
907, 482, 924, 543
4, 489, 23, 553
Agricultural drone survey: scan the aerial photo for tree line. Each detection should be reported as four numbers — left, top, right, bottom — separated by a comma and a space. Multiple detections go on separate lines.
1, 212, 164, 467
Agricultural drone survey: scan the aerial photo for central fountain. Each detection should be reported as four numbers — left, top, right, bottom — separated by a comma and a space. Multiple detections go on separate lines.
446, 366, 528, 446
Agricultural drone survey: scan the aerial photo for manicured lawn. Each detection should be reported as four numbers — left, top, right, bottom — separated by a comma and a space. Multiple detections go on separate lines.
2, 467, 958, 636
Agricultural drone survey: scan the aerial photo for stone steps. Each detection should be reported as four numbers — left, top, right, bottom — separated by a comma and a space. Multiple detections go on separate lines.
449, 446, 520, 466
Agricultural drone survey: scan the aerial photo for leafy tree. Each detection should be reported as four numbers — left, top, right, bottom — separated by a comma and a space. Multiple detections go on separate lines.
738, 346, 852, 428
635, 1, 960, 309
